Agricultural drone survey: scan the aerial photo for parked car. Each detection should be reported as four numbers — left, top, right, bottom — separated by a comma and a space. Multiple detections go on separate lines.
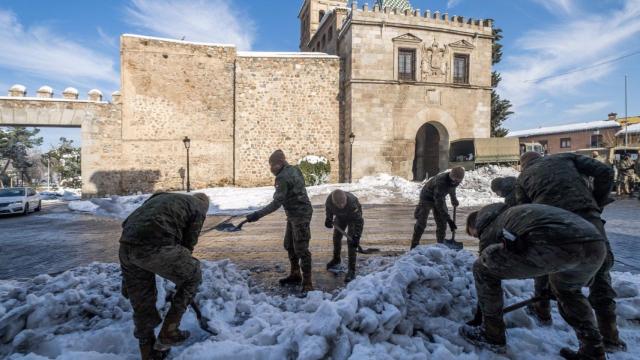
0, 187, 42, 215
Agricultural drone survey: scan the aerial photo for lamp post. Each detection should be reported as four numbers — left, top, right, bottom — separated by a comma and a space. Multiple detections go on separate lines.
183, 136, 191, 192
349, 133, 355, 183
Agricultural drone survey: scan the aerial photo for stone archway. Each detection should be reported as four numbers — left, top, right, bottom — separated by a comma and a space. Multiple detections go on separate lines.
412, 122, 449, 181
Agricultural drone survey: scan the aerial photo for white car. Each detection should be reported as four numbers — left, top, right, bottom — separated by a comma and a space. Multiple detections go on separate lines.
0, 187, 42, 215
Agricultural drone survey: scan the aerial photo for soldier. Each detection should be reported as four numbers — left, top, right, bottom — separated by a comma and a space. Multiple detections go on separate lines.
616, 154, 635, 195
410, 167, 465, 249
119, 192, 210, 360
460, 204, 607, 359
490, 176, 517, 207
516, 152, 626, 353
325, 189, 364, 283
245, 150, 314, 292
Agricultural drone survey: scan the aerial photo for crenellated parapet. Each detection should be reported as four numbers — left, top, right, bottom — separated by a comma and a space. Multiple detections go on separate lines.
3, 84, 117, 103
346, 2, 493, 35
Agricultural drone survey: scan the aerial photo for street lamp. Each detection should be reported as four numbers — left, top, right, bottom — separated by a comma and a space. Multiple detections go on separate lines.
349, 133, 355, 183
183, 136, 191, 192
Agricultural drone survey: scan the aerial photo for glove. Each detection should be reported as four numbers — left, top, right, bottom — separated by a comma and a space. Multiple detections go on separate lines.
246, 212, 260, 223
325, 218, 333, 229
451, 198, 459, 208
447, 219, 457, 231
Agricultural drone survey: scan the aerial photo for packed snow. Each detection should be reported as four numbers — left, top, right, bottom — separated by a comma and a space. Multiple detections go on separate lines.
1, 246, 638, 359
39, 189, 81, 202
298, 155, 328, 165
68, 166, 519, 219
508, 120, 620, 138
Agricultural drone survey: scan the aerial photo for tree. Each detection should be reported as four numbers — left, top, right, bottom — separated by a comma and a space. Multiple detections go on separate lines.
491, 28, 513, 137
44, 137, 82, 188
0, 127, 43, 186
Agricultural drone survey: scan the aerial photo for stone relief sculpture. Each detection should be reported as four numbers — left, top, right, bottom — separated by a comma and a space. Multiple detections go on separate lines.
421, 38, 449, 82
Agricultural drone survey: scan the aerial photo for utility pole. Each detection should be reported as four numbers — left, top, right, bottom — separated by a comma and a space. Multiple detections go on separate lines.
47, 155, 50, 191
624, 75, 629, 147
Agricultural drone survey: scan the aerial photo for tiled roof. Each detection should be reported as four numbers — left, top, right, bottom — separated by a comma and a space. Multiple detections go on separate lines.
375, 0, 412, 11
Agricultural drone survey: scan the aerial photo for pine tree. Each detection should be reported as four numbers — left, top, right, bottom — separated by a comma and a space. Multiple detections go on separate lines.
491, 28, 513, 137
0, 127, 43, 186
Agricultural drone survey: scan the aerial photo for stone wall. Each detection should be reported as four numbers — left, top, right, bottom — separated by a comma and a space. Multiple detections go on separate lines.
235, 53, 341, 186
120, 35, 236, 191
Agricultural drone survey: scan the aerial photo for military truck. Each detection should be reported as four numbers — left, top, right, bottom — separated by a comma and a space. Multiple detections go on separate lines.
449, 138, 520, 170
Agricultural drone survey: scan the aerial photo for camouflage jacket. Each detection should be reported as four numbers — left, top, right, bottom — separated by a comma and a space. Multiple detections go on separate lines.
496, 176, 517, 207
325, 192, 363, 223
516, 153, 613, 213
120, 193, 208, 251
617, 158, 636, 176
477, 203, 604, 253
418, 171, 460, 214
254, 164, 313, 220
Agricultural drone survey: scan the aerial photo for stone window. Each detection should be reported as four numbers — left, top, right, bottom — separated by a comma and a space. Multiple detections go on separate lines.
398, 49, 416, 81
591, 134, 603, 148
560, 137, 571, 149
453, 54, 469, 84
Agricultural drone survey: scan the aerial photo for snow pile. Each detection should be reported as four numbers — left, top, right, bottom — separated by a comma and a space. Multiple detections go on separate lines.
39, 189, 81, 202
68, 167, 518, 219
298, 155, 328, 165
3, 247, 639, 359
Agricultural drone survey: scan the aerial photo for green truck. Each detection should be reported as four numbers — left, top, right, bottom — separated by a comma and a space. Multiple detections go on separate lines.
449, 138, 521, 170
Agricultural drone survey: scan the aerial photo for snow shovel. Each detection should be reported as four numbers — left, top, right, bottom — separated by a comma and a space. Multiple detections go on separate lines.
467, 296, 545, 326
333, 224, 380, 254
200, 215, 238, 234
444, 206, 463, 251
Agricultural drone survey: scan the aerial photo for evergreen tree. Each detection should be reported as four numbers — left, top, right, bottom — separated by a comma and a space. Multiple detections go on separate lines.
44, 137, 82, 188
491, 28, 513, 137
0, 127, 43, 186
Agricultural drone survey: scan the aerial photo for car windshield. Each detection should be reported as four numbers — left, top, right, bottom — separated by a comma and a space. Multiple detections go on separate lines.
0, 188, 25, 197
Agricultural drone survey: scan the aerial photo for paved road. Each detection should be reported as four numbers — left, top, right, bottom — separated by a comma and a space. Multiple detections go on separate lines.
1, 198, 638, 293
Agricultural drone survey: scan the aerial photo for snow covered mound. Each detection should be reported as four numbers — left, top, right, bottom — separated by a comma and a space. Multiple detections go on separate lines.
39, 189, 81, 202
69, 166, 519, 219
2, 247, 639, 359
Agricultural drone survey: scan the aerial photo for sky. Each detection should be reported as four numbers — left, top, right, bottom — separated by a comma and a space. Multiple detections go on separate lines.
1, 0, 639, 150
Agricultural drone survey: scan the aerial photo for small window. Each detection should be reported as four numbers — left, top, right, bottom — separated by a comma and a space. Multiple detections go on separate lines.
591, 134, 603, 148
328, 27, 333, 41
319, 10, 325, 22
398, 49, 416, 81
453, 54, 469, 84
560, 138, 571, 149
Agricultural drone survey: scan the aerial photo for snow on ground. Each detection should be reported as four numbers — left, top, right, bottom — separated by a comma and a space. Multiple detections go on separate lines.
39, 189, 81, 202
68, 166, 519, 219
1, 246, 638, 360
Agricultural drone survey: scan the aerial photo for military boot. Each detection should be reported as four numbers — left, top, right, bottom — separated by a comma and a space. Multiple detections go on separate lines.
139, 337, 169, 360
326, 257, 341, 270
344, 246, 357, 283
410, 232, 422, 249
526, 299, 552, 326
301, 272, 314, 292
560, 343, 605, 360
459, 317, 507, 354
596, 314, 627, 352
157, 311, 190, 350
279, 260, 302, 285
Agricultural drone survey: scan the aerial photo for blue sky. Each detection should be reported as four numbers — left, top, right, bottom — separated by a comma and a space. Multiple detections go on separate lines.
1, 0, 639, 150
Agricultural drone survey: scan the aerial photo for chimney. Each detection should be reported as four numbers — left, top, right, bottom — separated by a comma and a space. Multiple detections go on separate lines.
8, 84, 26, 97
608, 112, 617, 121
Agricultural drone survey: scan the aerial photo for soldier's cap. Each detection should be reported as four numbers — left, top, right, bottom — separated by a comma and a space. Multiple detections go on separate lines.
449, 166, 465, 182
490, 178, 503, 193
193, 193, 210, 206
331, 189, 348, 208
520, 151, 542, 169
269, 149, 287, 166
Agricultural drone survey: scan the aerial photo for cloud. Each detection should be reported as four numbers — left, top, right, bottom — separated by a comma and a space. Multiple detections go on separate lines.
499, 0, 640, 114
532, 0, 576, 14
447, 0, 463, 8
97, 26, 117, 48
125, 0, 255, 50
564, 101, 612, 117
0, 9, 119, 89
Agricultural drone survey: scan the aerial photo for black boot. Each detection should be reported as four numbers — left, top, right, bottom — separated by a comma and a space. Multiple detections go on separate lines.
156, 308, 190, 351
344, 245, 357, 283
459, 317, 507, 354
560, 344, 605, 360
596, 313, 627, 353
326, 257, 341, 270
139, 337, 170, 360
526, 299, 552, 326
279, 260, 302, 285
410, 231, 422, 249
466, 304, 483, 326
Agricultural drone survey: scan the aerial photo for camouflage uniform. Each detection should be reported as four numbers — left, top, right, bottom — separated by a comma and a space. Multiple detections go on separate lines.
119, 193, 207, 340
515, 153, 623, 349
249, 164, 313, 280
491, 176, 517, 208
411, 171, 459, 248
616, 157, 635, 195
470, 204, 606, 354
325, 191, 364, 275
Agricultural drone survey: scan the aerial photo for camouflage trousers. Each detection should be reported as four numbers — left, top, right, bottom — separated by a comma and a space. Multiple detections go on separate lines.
119, 243, 202, 339
534, 212, 618, 335
475, 241, 606, 347
332, 217, 364, 272
412, 201, 447, 247
284, 217, 312, 276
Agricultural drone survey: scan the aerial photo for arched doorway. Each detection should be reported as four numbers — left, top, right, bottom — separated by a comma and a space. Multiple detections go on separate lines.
413, 123, 441, 181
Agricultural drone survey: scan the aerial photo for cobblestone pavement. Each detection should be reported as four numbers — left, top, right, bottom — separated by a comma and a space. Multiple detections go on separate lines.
1, 199, 638, 293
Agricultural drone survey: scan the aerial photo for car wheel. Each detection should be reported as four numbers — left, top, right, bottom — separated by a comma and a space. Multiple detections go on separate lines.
23, 203, 29, 215
35, 201, 42, 212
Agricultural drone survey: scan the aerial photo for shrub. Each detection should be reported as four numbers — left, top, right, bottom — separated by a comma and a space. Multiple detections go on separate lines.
298, 155, 331, 186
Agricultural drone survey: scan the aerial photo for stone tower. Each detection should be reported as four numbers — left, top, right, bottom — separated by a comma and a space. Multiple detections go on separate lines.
298, 0, 348, 51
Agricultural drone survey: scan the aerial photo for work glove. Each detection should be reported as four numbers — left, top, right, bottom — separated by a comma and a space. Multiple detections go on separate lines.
451, 198, 459, 208
325, 218, 333, 229
246, 212, 260, 223
447, 218, 457, 231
